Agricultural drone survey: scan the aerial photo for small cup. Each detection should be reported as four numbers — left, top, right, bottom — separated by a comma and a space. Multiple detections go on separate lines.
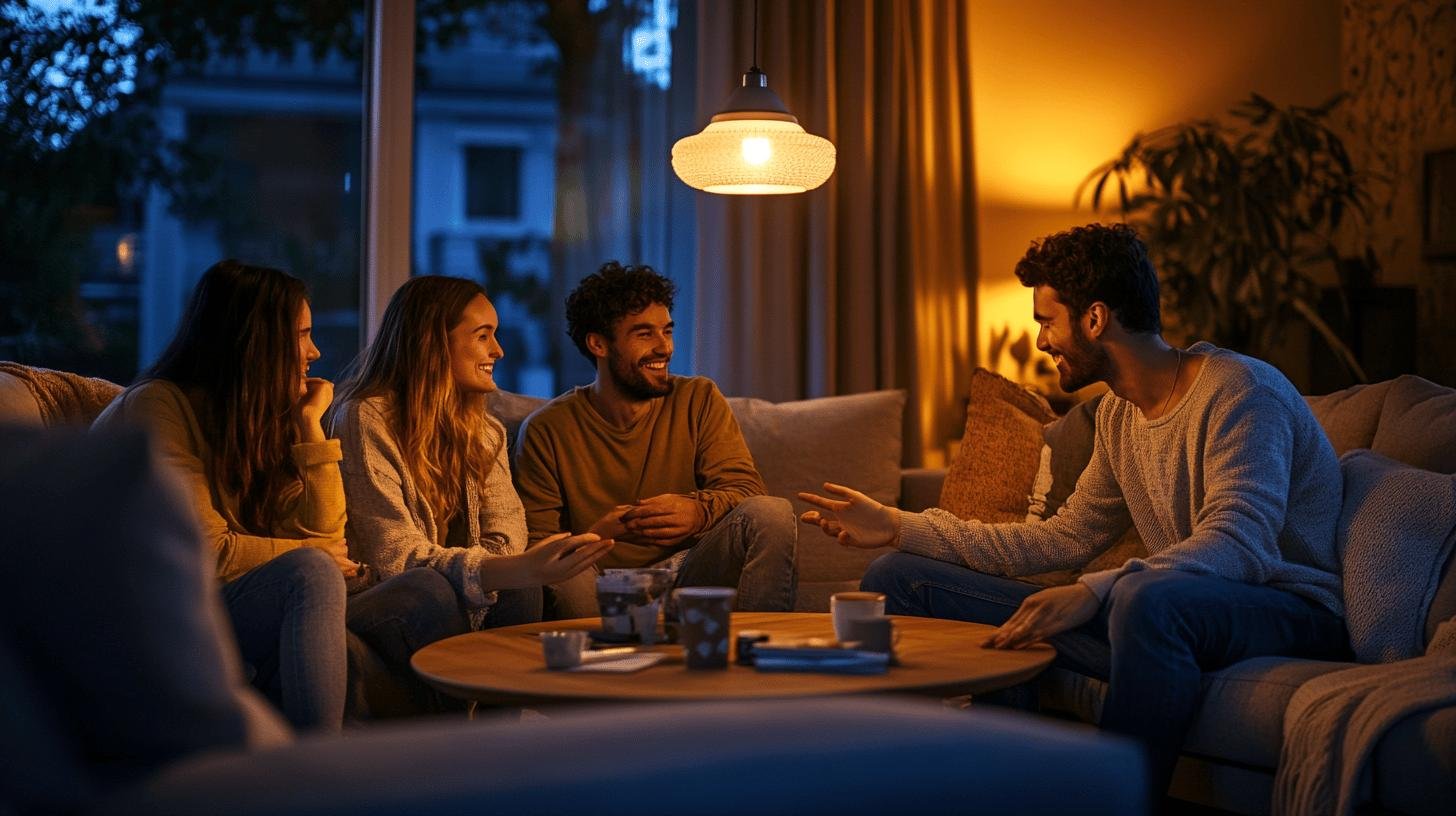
831, 591, 886, 642
675, 586, 736, 669
843, 615, 899, 657
540, 630, 589, 669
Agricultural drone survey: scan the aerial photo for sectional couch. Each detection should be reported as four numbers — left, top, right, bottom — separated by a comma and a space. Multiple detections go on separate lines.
5, 364, 1454, 815
0, 371, 1144, 815
491, 374, 1456, 816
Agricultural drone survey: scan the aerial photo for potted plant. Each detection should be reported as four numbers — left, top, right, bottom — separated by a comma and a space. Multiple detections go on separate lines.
1078, 93, 1376, 381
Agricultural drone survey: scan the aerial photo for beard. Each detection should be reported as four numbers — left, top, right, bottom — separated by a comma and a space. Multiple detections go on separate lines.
1056, 323, 1110, 392
606, 346, 673, 400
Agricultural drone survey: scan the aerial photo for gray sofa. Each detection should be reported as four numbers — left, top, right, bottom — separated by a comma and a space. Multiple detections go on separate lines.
0, 424, 1147, 815
504, 376, 1456, 816
760, 376, 1455, 816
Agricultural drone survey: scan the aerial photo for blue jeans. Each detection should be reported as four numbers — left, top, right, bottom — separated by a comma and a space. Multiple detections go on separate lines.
344, 568, 473, 719
861, 552, 1349, 796
344, 571, 540, 718
222, 547, 347, 733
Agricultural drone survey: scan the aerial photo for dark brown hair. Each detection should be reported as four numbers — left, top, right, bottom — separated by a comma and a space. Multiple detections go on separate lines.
144, 259, 309, 532
565, 261, 676, 363
1014, 223, 1161, 334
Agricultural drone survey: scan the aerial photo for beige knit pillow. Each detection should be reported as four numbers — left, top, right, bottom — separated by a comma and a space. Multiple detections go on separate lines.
939, 369, 1055, 523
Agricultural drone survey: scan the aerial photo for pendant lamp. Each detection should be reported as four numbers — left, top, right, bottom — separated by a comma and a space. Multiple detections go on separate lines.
671, 1, 836, 195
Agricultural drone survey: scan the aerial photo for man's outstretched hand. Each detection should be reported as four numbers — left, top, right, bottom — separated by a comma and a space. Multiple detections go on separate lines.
983, 583, 1099, 649
797, 482, 900, 549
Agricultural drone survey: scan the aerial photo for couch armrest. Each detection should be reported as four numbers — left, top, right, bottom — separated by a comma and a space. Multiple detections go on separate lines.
103, 697, 1147, 816
899, 468, 945, 512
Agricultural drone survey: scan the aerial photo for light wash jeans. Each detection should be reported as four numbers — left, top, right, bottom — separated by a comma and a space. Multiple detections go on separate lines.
861, 552, 1349, 799
221, 546, 346, 733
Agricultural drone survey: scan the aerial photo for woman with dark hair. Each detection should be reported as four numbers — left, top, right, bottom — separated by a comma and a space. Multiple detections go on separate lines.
93, 260, 349, 731
332, 275, 610, 640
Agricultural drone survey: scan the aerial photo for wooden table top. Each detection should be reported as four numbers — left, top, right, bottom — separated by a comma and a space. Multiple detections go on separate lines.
411, 612, 1056, 706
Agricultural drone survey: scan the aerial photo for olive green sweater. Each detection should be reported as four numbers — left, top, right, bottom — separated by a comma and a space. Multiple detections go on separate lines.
513, 376, 765, 568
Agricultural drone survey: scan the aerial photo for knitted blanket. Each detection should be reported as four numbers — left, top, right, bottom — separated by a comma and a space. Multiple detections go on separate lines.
1273, 626, 1456, 816
1271, 450, 1456, 816
0, 362, 122, 428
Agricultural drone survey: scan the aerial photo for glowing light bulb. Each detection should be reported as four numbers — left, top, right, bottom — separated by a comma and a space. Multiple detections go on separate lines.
741, 137, 773, 166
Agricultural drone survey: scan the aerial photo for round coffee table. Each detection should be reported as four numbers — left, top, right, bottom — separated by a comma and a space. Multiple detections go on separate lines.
411, 612, 1055, 706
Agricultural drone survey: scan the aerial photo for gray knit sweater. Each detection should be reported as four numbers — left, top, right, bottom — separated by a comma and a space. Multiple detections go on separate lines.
331, 396, 526, 620
900, 343, 1345, 614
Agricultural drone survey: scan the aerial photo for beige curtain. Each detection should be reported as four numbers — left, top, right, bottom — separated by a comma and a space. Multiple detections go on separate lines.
692, 0, 977, 467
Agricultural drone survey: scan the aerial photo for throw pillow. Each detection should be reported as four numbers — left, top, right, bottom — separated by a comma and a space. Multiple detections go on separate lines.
1304, 379, 1392, 455
939, 369, 1054, 523
1336, 449, 1456, 663
0, 428, 290, 810
727, 390, 906, 609
1368, 374, 1456, 474
1022, 393, 1146, 585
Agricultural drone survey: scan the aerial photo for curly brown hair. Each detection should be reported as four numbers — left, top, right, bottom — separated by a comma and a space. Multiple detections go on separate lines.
1014, 223, 1161, 334
565, 261, 677, 363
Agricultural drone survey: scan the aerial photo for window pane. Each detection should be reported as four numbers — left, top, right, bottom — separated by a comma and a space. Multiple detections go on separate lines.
413, 0, 697, 398
1, 2, 363, 384
465, 145, 523, 220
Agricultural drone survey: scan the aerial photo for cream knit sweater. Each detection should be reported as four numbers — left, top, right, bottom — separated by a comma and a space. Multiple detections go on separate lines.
331, 396, 525, 617
899, 343, 1345, 614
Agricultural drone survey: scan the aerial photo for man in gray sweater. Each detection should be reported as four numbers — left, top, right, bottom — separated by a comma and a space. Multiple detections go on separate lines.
799, 223, 1349, 800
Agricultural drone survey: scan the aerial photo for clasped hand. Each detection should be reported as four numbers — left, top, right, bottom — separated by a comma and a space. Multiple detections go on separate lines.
594, 494, 705, 547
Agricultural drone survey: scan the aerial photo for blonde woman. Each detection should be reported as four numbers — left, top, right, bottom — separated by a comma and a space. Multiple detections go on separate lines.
332, 276, 610, 639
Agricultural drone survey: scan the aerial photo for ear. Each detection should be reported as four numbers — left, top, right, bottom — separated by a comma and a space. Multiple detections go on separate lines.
1082, 302, 1111, 339
584, 332, 610, 360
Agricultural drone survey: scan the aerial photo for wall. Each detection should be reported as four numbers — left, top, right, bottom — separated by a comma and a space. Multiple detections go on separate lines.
968, 0, 1342, 395
1340, 0, 1456, 385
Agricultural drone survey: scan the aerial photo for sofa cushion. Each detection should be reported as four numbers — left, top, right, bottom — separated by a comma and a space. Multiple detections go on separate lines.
940, 369, 1054, 523
0, 370, 43, 426
1033, 394, 1102, 520
1368, 374, 1456, 474
1306, 375, 1456, 474
1372, 704, 1456, 815
105, 697, 1148, 816
0, 362, 122, 427
1182, 657, 1357, 770
1336, 450, 1456, 662
0, 427, 290, 811
728, 390, 906, 610
487, 389, 549, 463
1304, 379, 1392, 455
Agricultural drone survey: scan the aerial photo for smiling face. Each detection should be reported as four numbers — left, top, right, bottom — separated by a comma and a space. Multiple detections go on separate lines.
597, 303, 673, 400
1033, 285, 1108, 392
447, 294, 504, 395
296, 300, 321, 396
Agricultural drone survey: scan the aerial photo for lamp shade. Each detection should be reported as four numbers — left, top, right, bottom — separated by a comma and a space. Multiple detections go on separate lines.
672, 69, 836, 195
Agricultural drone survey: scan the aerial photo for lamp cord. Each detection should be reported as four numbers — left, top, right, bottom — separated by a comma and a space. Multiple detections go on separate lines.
751, 0, 759, 71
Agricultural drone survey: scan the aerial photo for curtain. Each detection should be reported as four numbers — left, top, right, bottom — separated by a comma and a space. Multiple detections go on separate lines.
546, 0, 700, 389
691, 0, 977, 467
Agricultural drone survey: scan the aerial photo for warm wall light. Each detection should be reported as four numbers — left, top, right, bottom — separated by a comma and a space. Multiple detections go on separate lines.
671, 3, 835, 195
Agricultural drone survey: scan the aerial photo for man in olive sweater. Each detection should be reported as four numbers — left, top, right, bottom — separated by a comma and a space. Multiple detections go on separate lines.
514, 262, 797, 618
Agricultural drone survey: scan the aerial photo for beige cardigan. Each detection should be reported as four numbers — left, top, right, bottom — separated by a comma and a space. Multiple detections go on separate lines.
91, 379, 347, 583
330, 396, 526, 618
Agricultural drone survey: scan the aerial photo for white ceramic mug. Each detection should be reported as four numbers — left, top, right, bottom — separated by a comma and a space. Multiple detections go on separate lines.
540, 630, 589, 669
831, 591, 886, 642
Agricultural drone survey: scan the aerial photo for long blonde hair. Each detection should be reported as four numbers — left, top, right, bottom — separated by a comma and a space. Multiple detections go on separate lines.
335, 276, 502, 524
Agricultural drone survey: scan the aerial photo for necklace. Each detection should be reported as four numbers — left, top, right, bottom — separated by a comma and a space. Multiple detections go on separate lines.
1157, 349, 1184, 418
